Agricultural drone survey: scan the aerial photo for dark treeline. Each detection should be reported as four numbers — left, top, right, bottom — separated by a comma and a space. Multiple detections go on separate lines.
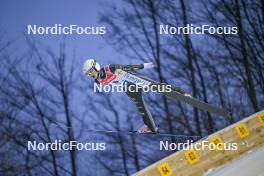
99, 0, 264, 175
0, 0, 263, 175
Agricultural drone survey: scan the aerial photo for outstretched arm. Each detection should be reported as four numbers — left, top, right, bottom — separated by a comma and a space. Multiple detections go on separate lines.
109, 62, 154, 72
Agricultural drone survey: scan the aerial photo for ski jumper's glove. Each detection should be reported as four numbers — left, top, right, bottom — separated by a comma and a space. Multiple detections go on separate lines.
143, 62, 154, 69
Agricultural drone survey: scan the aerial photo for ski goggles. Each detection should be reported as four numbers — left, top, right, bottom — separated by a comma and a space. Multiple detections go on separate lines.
86, 61, 97, 75
86, 67, 96, 75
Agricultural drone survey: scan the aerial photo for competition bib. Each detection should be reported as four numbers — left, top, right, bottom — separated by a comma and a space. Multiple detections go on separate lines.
110, 69, 151, 86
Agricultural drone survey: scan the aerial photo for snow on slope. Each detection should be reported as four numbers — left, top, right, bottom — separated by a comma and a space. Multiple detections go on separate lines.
205, 146, 264, 176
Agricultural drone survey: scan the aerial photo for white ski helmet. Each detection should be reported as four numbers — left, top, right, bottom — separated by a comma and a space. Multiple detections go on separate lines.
83, 59, 100, 75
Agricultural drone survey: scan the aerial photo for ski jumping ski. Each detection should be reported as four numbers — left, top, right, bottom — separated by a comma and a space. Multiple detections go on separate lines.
50, 120, 200, 138
83, 59, 231, 133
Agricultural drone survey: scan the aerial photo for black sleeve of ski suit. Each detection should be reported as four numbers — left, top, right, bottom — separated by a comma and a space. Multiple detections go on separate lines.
109, 64, 144, 72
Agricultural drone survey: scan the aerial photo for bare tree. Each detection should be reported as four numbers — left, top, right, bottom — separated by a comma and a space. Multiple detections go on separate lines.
0, 39, 86, 175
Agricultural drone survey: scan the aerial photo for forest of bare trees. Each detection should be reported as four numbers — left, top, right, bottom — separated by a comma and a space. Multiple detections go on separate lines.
0, 0, 263, 175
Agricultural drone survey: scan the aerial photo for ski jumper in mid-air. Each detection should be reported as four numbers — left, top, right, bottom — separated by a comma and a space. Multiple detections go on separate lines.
83, 59, 193, 132
83, 59, 229, 133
